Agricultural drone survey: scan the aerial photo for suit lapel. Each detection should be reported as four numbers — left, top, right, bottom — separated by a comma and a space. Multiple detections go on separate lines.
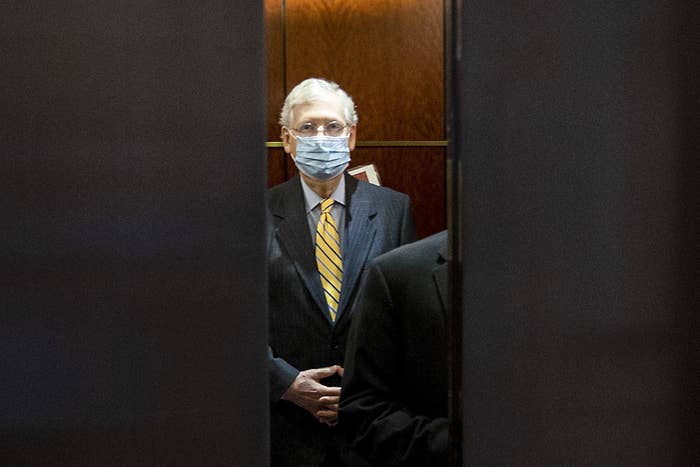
433, 242, 449, 317
270, 178, 328, 318
336, 176, 377, 323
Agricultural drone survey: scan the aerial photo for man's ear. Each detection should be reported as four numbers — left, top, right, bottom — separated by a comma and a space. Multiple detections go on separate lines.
348, 125, 357, 151
281, 128, 293, 155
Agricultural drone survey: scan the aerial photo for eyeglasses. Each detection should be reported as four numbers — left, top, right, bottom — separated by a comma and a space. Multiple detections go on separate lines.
288, 121, 350, 137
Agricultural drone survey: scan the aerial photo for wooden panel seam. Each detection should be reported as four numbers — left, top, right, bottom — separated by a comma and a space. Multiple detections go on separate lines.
266, 140, 448, 148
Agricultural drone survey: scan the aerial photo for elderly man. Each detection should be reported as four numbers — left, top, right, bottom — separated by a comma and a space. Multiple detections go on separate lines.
267, 78, 417, 466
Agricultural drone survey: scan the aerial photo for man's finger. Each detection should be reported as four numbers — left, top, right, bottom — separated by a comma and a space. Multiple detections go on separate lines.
307, 365, 341, 380
319, 395, 340, 405
317, 387, 340, 397
316, 409, 338, 419
304, 385, 339, 398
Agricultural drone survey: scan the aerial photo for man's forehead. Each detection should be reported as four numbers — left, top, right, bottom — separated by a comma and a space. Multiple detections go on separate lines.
291, 96, 344, 122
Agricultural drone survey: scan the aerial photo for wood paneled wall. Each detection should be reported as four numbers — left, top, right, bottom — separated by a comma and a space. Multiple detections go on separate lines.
266, 0, 445, 238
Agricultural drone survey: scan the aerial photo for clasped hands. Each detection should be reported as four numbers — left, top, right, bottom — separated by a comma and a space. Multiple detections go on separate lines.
282, 365, 344, 425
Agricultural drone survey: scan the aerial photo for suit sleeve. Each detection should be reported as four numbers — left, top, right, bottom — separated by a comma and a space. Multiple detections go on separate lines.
268, 346, 299, 402
399, 195, 418, 244
339, 263, 447, 466
265, 207, 300, 402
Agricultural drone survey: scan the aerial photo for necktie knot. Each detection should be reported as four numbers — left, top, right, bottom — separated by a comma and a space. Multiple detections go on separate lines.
320, 198, 334, 214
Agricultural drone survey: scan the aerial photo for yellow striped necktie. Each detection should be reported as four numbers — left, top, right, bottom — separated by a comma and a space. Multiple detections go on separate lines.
316, 198, 342, 322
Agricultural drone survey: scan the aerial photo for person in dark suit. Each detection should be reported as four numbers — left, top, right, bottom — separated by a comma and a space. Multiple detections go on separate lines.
338, 230, 449, 467
268, 78, 417, 466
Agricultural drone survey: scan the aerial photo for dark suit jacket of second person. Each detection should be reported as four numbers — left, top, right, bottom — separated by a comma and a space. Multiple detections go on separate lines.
267, 173, 417, 466
338, 230, 449, 467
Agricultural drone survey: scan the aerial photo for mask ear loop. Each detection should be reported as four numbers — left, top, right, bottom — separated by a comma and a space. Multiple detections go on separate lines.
285, 128, 309, 141
281, 127, 298, 160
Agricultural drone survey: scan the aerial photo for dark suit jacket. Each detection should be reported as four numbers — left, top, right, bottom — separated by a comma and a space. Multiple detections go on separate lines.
268, 173, 417, 467
338, 230, 449, 467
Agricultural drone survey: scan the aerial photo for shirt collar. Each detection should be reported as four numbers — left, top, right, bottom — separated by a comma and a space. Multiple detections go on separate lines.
300, 175, 346, 213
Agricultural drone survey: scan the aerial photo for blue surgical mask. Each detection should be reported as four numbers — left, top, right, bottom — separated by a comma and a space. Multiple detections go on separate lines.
292, 135, 351, 181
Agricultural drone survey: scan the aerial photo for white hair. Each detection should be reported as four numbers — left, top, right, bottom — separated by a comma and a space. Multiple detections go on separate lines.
279, 78, 358, 127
